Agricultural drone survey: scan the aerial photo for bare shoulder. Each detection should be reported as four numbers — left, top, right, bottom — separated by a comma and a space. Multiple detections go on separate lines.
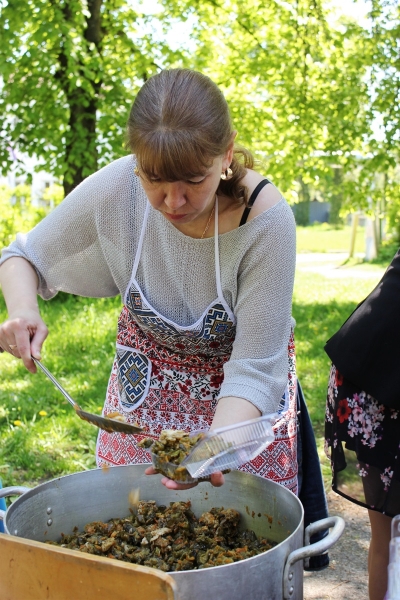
217, 169, 285, 234
243, 169, 283, 221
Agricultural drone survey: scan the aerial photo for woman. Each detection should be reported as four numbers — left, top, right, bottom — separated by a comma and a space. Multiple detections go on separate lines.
0, 69, 298, 492
325, 248, 400, 600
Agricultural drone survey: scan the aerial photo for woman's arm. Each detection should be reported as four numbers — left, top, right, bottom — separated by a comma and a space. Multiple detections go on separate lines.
0, 257, 48, 372
210, 396, 261, 429
219, 199, 296, 415
0, 157, 139, 302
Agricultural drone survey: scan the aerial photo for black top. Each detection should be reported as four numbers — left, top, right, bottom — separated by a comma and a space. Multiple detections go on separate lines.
239, 179, 271, 226
324, 248, 400, 408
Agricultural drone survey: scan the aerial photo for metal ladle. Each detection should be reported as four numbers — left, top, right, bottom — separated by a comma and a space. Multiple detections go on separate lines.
32, 357, 143, 435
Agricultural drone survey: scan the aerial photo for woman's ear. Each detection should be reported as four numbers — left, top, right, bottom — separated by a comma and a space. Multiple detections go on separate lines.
223, 131, 237, 168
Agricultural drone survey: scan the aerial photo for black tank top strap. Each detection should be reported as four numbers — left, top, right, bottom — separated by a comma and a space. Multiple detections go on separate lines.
239, 179, 271, 226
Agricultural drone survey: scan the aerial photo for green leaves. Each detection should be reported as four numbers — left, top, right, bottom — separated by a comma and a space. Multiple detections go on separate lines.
0, 0, 172, 194
0, 0, 398, 234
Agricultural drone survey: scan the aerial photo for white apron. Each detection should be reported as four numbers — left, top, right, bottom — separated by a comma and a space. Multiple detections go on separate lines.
96, 200, 298, 493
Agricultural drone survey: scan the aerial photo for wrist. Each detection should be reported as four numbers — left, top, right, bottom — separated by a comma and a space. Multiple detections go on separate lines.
7, 304, 41, 319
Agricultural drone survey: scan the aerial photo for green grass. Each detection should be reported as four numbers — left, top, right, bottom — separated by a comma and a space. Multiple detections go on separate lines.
296, 222, 398, 264
0, 293, 121, 488
293, 272, 382, 476
296, 222, 366, 254
0, 225, 397, 492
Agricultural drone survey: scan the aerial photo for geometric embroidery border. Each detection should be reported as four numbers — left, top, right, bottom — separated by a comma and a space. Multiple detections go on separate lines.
117, 346, 151, 410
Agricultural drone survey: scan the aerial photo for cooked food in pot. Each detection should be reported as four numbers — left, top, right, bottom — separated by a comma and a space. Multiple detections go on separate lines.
46, 500, 275, 571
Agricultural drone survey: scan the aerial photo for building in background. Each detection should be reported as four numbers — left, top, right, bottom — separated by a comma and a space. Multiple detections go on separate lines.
291, 199, 331, 225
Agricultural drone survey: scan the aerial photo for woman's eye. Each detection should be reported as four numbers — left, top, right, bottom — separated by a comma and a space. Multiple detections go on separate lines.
187, 178, 206, 185
145, 176, 206, 185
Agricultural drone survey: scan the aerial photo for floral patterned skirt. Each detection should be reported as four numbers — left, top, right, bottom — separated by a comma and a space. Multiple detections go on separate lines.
325, 364, 400, 517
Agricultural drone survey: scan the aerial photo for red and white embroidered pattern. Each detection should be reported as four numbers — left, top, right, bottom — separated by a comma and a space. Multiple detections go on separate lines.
96, 317, 298, 493
126, 288, 236, 356
239, 334, 297, 493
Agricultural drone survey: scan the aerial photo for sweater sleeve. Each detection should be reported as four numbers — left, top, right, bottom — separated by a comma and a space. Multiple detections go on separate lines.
218, 200, 296, 415
0, 156, 137, 300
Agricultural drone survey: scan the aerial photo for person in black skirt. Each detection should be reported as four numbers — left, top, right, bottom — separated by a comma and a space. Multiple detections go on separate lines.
324, 248, 400, 600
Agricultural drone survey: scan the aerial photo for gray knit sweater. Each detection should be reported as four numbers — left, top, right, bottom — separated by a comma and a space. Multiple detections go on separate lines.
0, 155, 296, 415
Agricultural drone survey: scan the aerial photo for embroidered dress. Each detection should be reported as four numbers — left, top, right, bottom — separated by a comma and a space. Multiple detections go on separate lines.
97, 200, 298, 493
325, 364, 400, 517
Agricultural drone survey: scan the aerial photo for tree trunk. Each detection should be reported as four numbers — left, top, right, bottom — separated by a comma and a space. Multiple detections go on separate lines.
60, 0, 103, 196
329, 167, 343, 225
295, 176, 310, 226
349, 212, 359, 258
63, 94, 99, 197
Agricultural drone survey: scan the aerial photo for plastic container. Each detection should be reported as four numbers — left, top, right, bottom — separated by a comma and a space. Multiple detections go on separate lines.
182, 414, 276, 479
149, 415, 276, 482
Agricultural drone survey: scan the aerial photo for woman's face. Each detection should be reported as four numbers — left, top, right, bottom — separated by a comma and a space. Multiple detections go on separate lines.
137, 143, 234, 230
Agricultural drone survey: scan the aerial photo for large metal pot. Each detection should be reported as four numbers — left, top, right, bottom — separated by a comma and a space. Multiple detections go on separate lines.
0, 466, 344, 600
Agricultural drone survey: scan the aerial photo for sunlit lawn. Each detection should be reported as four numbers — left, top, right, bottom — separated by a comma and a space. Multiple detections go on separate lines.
296, 222, 366, 254
0, 223, 397, 490
0, 295, 121, 487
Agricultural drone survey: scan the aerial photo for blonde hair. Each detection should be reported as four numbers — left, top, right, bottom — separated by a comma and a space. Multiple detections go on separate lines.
127, 69, 254, 205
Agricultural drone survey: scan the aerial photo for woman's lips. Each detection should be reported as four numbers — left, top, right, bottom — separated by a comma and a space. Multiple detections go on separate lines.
164, 212, 187, 221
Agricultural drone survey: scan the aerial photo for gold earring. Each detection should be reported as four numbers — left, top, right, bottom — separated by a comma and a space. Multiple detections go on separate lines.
134, 166, 139, 176
220, 167, 233, 181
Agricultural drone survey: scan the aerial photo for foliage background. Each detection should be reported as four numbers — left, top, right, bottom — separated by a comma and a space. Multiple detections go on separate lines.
0, 0, 399, 229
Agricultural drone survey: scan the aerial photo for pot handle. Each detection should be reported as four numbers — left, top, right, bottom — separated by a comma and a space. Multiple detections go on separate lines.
0, 486, 30, 523
283, 516, 345, 599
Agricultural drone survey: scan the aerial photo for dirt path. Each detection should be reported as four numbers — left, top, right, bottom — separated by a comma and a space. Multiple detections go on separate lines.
296, 252, 384, 281
303, 491, 370, 599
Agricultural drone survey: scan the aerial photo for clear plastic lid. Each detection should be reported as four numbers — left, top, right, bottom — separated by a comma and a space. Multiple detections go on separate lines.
181, 414, 277, 479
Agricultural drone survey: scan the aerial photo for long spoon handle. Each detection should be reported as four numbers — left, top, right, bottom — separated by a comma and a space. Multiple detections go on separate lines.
32, 357, 81, 410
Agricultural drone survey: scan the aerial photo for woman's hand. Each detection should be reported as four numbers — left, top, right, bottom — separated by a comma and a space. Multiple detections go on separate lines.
0, 310, 48, 372
0, 257, 48, 372
144, 466, 225, 489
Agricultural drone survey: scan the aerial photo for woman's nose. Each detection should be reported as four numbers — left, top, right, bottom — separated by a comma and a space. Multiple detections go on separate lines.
164, 184, 186, 209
